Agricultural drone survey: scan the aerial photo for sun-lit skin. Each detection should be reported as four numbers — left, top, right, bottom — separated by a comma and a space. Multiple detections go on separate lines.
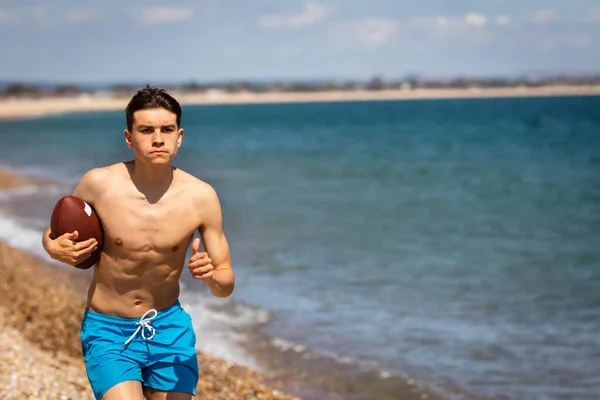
40, 92, 236, 399
42, 108, 235, 319
125, 108, 183, 169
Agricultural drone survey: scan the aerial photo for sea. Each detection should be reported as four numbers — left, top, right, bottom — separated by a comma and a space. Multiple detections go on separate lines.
0, 95, 599, 400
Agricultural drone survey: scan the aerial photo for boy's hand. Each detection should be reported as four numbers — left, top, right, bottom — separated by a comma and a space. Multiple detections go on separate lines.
48, 230, 98, 266
188, 238, 215, 282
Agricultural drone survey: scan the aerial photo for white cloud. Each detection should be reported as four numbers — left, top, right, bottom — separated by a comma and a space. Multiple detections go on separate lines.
412, 13, 489, 29
410, 13, 499, 42
329, 17, 399, 48
529, 10, 555, 23
353, 18, 398, 47
134, 6, 195, 25
64, 10, 103, 23
465, 13, 487, 27
432, 17, 453, 28
259, 2, 329, 29
411, 9, 563, 32
496, 15, 511, 27
412, 15, 461, 29
413, 9, 560, 32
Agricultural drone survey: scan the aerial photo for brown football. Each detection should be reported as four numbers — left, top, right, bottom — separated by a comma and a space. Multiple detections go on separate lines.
50, 195, 104, 270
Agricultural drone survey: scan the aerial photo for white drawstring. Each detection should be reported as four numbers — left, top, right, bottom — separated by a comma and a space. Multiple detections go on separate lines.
122, 309, 158, 348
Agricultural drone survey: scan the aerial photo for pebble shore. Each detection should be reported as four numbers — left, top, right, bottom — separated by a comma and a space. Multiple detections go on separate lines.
0, 237, 299, 400
0, 169, 445, 400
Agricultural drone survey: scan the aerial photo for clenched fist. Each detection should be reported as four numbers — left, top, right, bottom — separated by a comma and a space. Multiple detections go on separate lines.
187, 238, 215, 282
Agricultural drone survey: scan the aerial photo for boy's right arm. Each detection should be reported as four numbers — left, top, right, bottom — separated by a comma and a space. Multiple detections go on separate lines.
41, 168, 106, 266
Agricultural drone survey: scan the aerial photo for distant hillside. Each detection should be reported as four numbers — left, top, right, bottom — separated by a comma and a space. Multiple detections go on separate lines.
1, 73, 599, 99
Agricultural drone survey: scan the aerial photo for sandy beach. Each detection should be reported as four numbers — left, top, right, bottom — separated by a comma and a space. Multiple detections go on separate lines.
0, 85, 599, 120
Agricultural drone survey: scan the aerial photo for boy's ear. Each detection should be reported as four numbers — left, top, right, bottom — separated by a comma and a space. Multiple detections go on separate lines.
124, 129, 133, 149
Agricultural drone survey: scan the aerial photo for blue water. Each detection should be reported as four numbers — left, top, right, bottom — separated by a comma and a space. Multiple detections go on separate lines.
1, 95, 600, 399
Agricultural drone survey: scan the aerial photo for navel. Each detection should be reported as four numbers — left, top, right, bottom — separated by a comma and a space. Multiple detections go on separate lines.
115, 238, 123, 246
171, 245, 179, 252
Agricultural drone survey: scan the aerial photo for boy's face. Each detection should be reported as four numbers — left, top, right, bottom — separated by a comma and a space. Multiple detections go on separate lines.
124, 108, 183, 165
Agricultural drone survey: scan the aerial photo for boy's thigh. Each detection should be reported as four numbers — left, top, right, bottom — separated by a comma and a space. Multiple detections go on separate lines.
144, 386, 195, 400
102, 380, 145, 400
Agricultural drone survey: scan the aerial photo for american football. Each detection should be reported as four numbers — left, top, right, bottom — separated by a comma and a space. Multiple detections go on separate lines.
50, 195, 104, 270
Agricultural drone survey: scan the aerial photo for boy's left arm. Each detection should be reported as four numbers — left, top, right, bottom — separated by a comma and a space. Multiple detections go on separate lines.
196, 186, 235, 298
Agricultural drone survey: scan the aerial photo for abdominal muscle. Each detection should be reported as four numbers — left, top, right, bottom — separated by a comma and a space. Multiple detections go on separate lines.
86, 247, 188, 318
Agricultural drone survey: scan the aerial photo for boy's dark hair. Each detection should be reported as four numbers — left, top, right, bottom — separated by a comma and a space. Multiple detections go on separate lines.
125, 84, 182, 131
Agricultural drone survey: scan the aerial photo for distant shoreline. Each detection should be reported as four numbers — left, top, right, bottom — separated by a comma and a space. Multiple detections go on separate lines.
1, 85, 599, 120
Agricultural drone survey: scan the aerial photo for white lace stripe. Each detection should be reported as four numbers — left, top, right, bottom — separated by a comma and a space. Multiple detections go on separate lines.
122, 309, 158, 348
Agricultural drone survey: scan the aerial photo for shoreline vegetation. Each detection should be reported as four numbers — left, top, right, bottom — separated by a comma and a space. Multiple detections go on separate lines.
0, 170, 301, 400
0, 84, 598, 120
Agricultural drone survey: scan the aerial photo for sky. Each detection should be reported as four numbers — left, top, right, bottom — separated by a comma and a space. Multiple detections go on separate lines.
0, 0, 599, 84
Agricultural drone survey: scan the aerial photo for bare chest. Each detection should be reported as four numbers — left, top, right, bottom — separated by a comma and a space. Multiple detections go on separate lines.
95, 197, 198, 253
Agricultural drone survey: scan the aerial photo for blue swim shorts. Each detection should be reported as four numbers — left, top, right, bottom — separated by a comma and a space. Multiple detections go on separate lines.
80, 300, 199, 400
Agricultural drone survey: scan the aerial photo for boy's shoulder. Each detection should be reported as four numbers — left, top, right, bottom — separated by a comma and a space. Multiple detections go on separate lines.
174, 168, 219, 201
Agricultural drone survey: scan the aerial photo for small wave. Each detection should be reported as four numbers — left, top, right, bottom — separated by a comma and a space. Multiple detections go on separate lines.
258, 333, 450, 400
178, 283, 272, 372
271, 337, 306, 353
0, 212, 55, 263
269, 334, 401, 381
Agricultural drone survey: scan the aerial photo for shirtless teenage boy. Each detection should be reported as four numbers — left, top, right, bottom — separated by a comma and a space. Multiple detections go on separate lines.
41, 85, 235, 400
